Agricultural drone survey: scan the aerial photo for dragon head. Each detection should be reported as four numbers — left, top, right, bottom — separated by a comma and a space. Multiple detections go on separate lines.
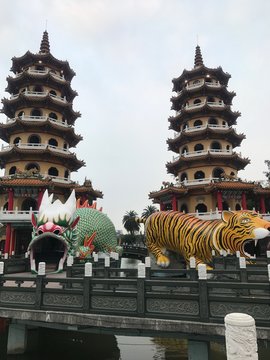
28, 190, 79, 273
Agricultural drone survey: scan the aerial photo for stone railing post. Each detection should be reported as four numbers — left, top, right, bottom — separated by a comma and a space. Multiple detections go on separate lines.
225, 313, 258, 360
83, 263, 92, 313
137, 263, 145, 316
198, 264, 209, 321
145, 256, 151, 278
35, 262, 46, 309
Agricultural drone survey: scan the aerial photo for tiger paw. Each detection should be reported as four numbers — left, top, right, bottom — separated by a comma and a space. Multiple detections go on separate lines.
157, 255, 170, 268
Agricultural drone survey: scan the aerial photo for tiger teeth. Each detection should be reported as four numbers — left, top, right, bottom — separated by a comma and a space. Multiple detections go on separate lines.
254, 239, 258, 247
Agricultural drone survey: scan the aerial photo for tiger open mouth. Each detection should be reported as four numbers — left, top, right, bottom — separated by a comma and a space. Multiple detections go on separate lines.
28, 233, 68, 274
242, 239, 258, 258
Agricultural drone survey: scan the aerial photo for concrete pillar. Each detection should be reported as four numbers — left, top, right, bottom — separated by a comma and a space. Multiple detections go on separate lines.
7, 323, 28, 354
188, 340, 209, 360
225, 313, 258, 360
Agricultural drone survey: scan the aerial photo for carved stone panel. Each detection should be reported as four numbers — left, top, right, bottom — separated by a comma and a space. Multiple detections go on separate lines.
210, 301, 270, 320
147, 299, 199, 315
0, 291, 35, 305
91, 296, 137, 311
43, 294, 83, 308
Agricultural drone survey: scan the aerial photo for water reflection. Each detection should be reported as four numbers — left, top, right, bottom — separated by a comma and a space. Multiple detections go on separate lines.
1, 328, 269, 360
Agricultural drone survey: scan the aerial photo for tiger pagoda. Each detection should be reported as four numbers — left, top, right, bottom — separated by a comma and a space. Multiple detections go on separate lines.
0, 31, 102, 255
149, 46, 270, 213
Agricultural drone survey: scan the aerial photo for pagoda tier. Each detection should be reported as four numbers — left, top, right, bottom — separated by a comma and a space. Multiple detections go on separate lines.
0, 145, 85, 171
6, 71, 78, 101
172, 65, 231, 93
167, 127, 245, 153
168, 106, 240, 131
1, 93, 80, 125
0, 117, 82, 147
10, 51, 75, 82
166, 151, 250, 176
171, 84, 236, 110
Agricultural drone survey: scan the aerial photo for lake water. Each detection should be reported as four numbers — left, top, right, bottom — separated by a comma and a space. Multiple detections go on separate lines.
1, 328, 270, 360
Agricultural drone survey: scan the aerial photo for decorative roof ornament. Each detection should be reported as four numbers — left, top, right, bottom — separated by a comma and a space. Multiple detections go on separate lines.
194, 45, 204, 68
39, 30, 50, 54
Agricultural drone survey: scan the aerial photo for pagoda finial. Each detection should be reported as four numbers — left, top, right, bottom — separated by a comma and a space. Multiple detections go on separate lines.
40, 30, 50, 54
194, 45, 203, 68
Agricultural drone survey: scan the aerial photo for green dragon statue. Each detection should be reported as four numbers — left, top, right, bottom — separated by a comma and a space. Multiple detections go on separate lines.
28, 190, 121, 273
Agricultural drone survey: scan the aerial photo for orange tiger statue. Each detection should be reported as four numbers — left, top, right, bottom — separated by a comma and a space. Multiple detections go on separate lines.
138, 210, 270, 268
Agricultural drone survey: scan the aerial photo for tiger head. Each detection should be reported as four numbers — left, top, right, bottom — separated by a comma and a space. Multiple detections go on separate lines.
215, 210, 270, 258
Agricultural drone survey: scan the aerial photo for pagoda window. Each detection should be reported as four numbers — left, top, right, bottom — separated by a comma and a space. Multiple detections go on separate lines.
180, 204, 188, 213
48, 167, 59, 177
194, 143, 204, 152
226, 145, 230, 151
49, 112, 58, 120
31, 109, 42, 117
35, 65, 45, 71
33, 85, 43, 92
193, 79, 200, 85
63, 142, 68, 150
223, 201, 229, 210
194, 171, 205, 180
13, 137, 21, 145
64, 170, 69, 179
48, 138, 58, 147
211, 141, 221, 150
208, 117, 217, 125
49, 90, 57, 96
205, 77, 212, 84
208, 97, 215, 103
195, 203, 207, 213
25, 163, 40, 171
230, 171, 235, 176
18, 111, 25, 118
193, 98, 201, 104
180, 172, 188, 182
213, 168, 224, 179
222, 120, 227, 126
28, 134, 41, 144
181, 146, 188, 155
194, 119, 202, 127
9, 166, 17, 175
21, 198, 38, 211
235, 203, 241, 211
3, 202, 8, 211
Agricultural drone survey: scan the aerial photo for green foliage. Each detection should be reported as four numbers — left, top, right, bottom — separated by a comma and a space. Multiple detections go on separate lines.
141, 205, 158, 219
122, 210, 140, 235
264, 160, 270, 181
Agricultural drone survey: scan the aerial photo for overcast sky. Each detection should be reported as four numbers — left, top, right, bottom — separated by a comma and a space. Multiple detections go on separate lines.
0, 0, 270, 231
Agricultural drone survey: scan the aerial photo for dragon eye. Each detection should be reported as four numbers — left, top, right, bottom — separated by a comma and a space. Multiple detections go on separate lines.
241, 218, 250, 224
38, 229, 43, 235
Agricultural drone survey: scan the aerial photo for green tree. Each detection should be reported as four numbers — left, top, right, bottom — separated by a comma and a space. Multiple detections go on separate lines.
122, 210, 140, 235
264, 160, 270, 181
141, 205, 158, 219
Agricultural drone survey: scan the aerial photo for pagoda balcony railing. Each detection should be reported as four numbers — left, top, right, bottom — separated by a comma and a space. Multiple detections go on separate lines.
2, 174, 72, 184
177, 177, 220, 187
10, 91, 67, 104
184, 100, 224, 111
6, 115, 70, 128
174, 124, 229, 137
1, 143, 71, 155
15, 69, 65, 81
172, 148, 233, 161
176, 80, 221, 95
0, 207, 38, 223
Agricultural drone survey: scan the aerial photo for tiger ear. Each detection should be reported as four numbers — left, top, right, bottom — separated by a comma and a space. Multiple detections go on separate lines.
221, 210, 234, 223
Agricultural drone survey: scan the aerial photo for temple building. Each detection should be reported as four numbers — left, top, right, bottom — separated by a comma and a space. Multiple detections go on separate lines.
0, 31, 102, 254
149, 46, 270, 213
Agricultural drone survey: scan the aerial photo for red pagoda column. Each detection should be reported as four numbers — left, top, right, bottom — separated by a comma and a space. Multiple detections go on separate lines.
217, 191, 223, 211
260, 195, 266, 214
172, 196, 178, 211
241, 192, 247, 210
4, 189, 14, 254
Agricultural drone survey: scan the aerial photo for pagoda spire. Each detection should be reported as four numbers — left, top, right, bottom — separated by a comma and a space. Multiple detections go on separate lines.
194, 45, 203, 68
39, 30, 50, 54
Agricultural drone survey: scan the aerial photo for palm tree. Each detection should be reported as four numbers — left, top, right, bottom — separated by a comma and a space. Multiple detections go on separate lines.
122, 210, 140, 235
141, 205, 158, 219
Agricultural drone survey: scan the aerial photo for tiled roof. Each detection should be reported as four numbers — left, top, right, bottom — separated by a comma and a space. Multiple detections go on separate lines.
0, 176, 52, 186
